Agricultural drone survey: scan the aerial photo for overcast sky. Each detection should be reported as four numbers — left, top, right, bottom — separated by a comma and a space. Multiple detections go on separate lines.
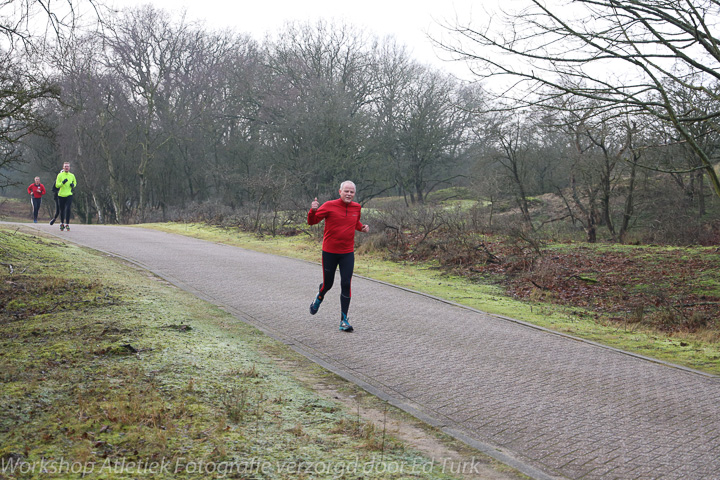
113, 0, 484, 79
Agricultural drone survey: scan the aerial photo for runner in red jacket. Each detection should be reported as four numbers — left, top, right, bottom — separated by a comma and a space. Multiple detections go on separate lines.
27, 177, 46, 223
308, 181, 370, 332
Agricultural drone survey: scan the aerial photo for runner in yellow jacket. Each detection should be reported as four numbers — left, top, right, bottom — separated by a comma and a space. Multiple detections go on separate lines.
54, 162, 77, 231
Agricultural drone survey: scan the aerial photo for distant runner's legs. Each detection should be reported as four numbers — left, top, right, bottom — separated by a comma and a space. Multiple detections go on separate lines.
31, 197, 41, 223
50, 194, 60, 225
58, 196, 73, 229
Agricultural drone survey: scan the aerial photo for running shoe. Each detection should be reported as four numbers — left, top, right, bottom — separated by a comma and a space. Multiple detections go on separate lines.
60, 224, 65, 231
65, 225, 70, 231
50, 218, 56, 225
339, 313, 353, 332
310, 294, 323, 315
309, 284, 323, 315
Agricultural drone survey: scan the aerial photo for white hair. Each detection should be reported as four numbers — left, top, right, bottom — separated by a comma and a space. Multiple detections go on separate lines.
339, 180, 356, 190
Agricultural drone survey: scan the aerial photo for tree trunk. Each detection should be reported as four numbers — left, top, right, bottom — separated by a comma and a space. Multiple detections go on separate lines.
619, 159, 637, 243
697, 170, 706, 217
587, 208, 597, 243
91, 192, 104, 224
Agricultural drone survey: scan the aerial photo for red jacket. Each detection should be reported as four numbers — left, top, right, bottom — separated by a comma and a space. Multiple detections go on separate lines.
27, 183, 46, 198
308, 198, 364, 254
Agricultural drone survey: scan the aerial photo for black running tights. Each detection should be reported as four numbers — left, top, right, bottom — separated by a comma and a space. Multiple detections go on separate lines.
319, 251, 354, 315
31, 197, 42, 221
58, 195, 73, 224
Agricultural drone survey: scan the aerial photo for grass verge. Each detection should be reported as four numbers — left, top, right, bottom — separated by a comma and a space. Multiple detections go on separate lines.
1, 225, 526, 479
141, 222, 720, 376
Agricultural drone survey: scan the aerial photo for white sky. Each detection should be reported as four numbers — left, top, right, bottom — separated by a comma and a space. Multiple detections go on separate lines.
113, 0, 485, 80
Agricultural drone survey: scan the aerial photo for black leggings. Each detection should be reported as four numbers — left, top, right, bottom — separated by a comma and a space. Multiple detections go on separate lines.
319, 251, 355, 315
58, 195, 73, 224
31, 197, 42, 221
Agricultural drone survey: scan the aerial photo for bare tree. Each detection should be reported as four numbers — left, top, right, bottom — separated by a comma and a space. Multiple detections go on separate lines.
440, 0, 720, 197
195, 34, 265, 207
0, 0, 101, 188
484, 112, 536, 229
52, 32, 136, 223
649, 82, 720, 217
102, 5, 198, 220
560, 106, 639, 242
1, 0, 101, 51
393, 68, 473, 204
264, 20, 381, 199
0, 54, 57, 186
368, 39, 420, 202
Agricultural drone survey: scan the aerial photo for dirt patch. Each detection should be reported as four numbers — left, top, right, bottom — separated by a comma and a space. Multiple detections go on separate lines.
499, 246, 720, 333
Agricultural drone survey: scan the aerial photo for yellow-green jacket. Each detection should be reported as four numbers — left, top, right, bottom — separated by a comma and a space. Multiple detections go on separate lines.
55, 171, 77, 197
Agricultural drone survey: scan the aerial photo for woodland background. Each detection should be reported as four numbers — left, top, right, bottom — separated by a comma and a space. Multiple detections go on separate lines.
1, 1, 719, 247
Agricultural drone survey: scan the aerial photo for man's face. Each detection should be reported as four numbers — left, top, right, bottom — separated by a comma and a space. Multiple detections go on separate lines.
63, 163, 70, 172
339, 183, 356, 203
34, 177, 40, 184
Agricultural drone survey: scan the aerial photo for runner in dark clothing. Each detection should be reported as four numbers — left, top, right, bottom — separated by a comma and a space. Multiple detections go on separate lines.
27, 177, 46, 223
307, 181, 370, 332
49, 183, 60, 226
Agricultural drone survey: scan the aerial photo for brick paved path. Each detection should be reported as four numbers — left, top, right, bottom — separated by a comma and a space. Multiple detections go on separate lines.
23, 224, 720, 479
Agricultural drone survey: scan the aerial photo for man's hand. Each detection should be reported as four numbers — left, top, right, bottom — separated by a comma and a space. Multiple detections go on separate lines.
311, 197, 319, 211
62, 179, 68, 184
361, 224, 370, 233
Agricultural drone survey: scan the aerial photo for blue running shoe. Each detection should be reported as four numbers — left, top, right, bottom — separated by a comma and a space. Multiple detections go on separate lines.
310, 284, 323, 315
310, 295, 323, 315
339, 313, 353, 332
